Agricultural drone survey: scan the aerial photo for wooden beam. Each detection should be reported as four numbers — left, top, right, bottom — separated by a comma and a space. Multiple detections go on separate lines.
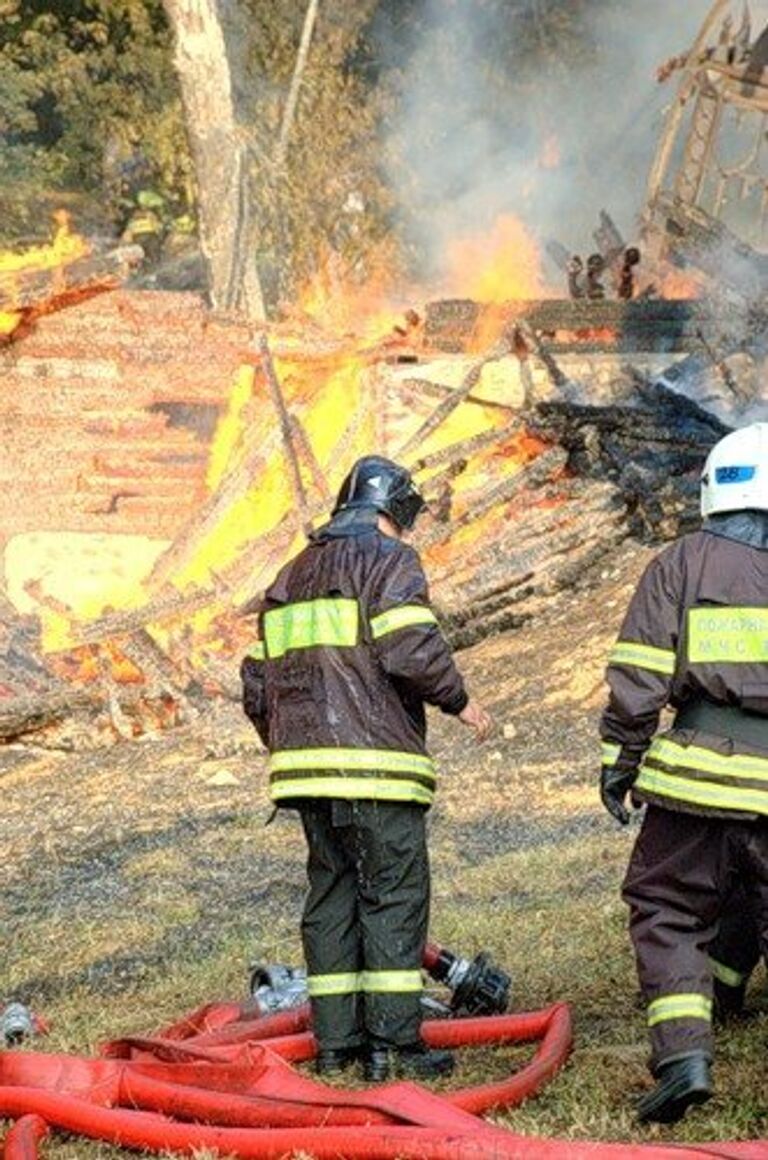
257, 332, 312, 534
396, 337, 511, 459
0, 245, 143, 312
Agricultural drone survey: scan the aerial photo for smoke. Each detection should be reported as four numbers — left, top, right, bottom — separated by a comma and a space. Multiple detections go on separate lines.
375, 0, 715, 280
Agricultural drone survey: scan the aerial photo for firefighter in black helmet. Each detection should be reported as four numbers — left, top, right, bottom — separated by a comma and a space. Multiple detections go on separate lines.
241, 455, 493, 1081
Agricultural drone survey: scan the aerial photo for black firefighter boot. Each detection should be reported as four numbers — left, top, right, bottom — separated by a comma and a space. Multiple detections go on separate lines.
637, 1052, 712, 1125
363, 1043, 455, 1083
315, 1046, 364, 1076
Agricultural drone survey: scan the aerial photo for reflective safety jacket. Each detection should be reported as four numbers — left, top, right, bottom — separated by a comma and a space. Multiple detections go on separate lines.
601, 519, 768, 819
241, 514, 468, 808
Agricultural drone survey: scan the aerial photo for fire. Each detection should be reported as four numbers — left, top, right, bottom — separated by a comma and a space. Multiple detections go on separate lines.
657, 265, 709, 299
290, 238, 406, 345
440, 216, 552, 351
206, 365, 256, 492
6, 216, 560, 708
0, 210, 90, 338
442, 215, 549, 305
48, 643, 144, 686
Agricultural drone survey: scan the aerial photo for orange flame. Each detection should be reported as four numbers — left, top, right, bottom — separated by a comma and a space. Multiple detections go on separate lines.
442, 215, 548, 305
0, 211, 90, 338
657, 266, 708, 300
48, 642, 144, 686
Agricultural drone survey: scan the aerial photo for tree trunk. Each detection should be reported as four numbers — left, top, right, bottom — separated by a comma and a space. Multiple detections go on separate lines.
161, 0, 266, 319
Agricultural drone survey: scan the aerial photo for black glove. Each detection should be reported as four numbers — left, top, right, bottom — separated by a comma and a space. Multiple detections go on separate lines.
600, 765, 637, 825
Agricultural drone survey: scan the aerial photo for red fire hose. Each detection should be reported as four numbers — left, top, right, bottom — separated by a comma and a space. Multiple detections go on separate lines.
2, 1117, 48, 1160
1, 995, 766, 1159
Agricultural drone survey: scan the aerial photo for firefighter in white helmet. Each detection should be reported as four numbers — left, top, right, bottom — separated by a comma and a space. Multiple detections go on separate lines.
599, 421, 768, 1124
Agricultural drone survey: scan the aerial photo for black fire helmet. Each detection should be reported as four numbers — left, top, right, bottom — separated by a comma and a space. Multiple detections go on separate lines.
333, 455, 426, 531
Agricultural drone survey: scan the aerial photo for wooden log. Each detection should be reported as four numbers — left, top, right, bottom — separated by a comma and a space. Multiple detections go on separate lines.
397, 337, 511, 459
420, 446, 568, 549
398, 377, 517, 414
0, 688, 102, 742
514, 321, 570, 390
257, 333, 312, 533
289, 414, 332, 507
411, 422, 524, 473
422, 296, 747, 354
0, 245, 144, 311
434, 482, 627, 649
55, 584, 221, 649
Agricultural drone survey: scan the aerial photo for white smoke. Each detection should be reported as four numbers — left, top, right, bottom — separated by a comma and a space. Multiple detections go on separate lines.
379, 0, 716, 277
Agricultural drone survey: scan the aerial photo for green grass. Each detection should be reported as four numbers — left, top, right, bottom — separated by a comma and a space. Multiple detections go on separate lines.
2, 816, 766, 1154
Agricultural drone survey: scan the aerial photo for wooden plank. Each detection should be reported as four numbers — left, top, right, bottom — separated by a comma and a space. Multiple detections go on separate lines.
396, 337, 511, 459
0, 246, 144, 311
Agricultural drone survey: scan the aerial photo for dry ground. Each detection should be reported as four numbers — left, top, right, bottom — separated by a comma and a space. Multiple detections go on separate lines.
1, 539, 766, 1155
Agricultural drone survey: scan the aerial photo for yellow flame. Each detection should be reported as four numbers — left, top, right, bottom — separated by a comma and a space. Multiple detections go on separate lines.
443, 214, 547, 303
0, 211, 90, 338
0, 210, 89, 278
206, 365, 255, 492
0, 311, 22, 336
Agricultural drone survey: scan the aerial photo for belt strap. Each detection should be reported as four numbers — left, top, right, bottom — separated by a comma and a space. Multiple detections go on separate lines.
675, 700, 768, 749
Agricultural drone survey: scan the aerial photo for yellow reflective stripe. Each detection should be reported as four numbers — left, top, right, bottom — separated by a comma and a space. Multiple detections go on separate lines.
264, 598, 358, 659
249, 641, 266, 661
647, 993, 712, 1026
636, 766, 768, 815
270, 748, 436, 778
271, 777, 434, 806
360, 969, 423, 993
601, 742, 621, 766
646, 737, 768, 781
689, 607, 768, 664
609, 641, 676, 675
709, 958, 745, 988
370, 605, 438, 639
306, 972, 360, 997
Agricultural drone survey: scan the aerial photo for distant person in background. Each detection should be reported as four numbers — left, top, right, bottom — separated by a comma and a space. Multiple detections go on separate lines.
121, 189, 166, 265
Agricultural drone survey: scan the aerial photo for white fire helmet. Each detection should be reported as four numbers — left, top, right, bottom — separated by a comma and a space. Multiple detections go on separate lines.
700, 422, 768, 518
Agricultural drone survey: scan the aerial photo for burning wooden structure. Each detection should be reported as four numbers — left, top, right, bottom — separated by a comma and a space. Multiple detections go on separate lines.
0, 270, 740, 748
646, 0, 768, 259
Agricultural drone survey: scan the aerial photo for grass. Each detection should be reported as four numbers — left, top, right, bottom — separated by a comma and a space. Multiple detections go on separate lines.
1, 545, 766, 1154
3, 813, 765, 1154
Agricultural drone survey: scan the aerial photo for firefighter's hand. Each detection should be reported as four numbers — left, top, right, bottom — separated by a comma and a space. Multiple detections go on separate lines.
600, 765, 637, 826
459, 700, 494, 741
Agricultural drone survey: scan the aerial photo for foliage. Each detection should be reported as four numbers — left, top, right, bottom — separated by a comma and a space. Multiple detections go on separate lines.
0, 0, 627, 300
229, 0, 398, 306
0, 0, 190, 244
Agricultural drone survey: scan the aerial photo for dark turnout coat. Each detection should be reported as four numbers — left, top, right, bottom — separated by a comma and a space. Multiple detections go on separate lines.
601, 513, 768, 1070
601, 516, 768, 819
241, 512, 468, 807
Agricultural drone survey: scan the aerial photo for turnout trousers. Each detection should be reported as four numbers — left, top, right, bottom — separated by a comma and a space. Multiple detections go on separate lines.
709, 879, 761, 1002
297, 799, 429, 1052
622, 805, 768, 1071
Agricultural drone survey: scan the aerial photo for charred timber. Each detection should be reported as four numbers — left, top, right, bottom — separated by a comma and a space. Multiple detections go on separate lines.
436, 483, 626, 649
0, 688, 102, 743
423, 297, 749, 354
645, 193, 768, 304
0, 245, 144, 312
